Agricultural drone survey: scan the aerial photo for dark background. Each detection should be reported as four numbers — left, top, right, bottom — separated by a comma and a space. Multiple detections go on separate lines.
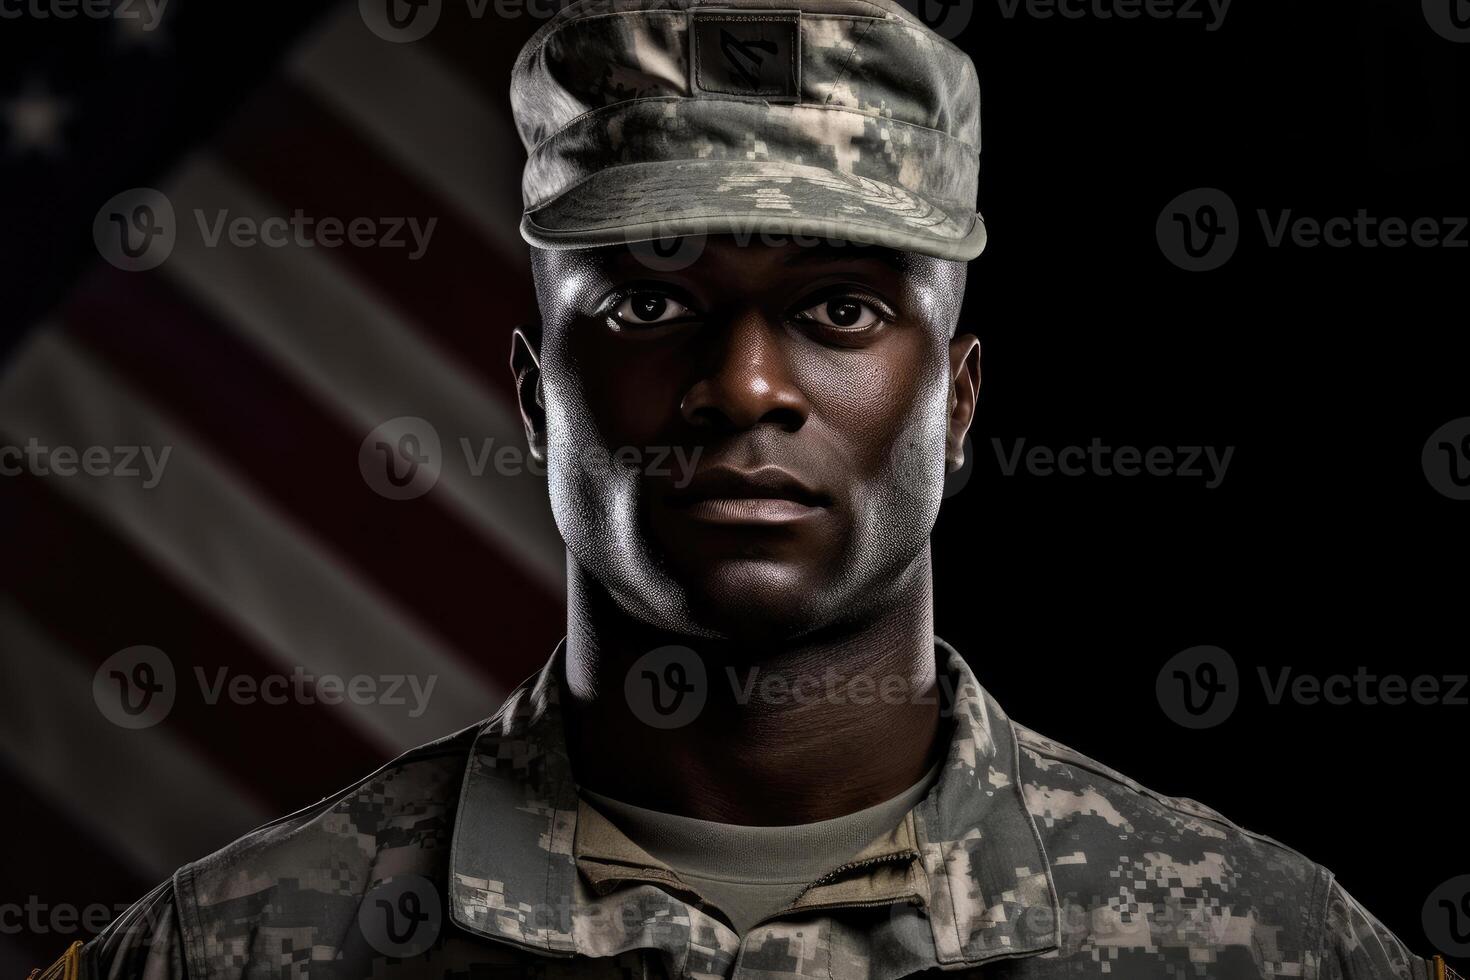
1, 0, 1466, 975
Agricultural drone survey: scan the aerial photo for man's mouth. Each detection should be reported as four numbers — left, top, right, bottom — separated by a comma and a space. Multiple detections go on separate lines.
668, 465, 830, 525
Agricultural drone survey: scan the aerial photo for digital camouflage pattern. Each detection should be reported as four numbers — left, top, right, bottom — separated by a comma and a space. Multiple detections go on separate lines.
511, 0, 988, 259
61, 639, 1435, 979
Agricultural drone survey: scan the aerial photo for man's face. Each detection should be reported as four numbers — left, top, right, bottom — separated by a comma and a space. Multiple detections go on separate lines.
516, 237, 979, 642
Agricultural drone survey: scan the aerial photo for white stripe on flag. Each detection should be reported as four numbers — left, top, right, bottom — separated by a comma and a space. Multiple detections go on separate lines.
0, 330, 506, 751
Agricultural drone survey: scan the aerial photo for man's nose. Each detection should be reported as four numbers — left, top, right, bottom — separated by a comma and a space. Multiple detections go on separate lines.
679, 311, 810, 433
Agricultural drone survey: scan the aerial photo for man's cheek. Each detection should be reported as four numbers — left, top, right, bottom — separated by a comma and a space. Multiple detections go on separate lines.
882, 404, 951, 506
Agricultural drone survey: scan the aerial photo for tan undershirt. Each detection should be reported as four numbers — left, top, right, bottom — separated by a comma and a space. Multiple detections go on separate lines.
579, 763, 938, 936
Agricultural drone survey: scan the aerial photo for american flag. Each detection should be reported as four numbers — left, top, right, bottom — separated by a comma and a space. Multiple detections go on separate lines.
0, 3, 565, 972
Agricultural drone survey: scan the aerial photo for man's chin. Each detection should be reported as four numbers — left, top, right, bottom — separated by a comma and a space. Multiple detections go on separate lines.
676, 559, 837, 642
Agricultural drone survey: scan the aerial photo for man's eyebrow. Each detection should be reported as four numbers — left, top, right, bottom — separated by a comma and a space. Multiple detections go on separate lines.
779, 246, 906, 270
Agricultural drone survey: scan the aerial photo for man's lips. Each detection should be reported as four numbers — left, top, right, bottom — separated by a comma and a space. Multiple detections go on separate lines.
667, 466, 830, 525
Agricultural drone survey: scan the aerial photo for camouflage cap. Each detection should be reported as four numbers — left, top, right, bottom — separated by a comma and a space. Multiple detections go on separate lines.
510, 0, 987, 261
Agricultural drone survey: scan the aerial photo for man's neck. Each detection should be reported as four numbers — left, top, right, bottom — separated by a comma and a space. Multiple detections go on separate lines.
561, 556, 944, 825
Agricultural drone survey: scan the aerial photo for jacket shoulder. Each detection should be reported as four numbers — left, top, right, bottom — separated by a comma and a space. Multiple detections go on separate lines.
182, 721, 479, 876
1013, 720, 1308, 857
80, 878, 186, 979
1011, 721, 1432, 980
170, 723, 482, 977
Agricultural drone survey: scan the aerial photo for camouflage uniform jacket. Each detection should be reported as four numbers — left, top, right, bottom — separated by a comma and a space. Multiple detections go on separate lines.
70, 639, 1435, 980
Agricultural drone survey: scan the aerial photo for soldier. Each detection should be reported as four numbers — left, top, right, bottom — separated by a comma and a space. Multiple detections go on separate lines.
35, 0, 1452, 977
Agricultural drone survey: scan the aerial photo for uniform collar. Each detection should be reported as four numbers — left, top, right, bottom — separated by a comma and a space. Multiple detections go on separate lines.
448, 638, 1060, 973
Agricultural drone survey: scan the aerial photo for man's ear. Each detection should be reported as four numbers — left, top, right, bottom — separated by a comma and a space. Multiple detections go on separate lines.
946, 333, 981, 472
510, 324, 547, 466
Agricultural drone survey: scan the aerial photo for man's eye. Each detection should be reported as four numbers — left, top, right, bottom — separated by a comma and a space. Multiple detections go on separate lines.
611, 293, 694, 327
796, 298, 883, 331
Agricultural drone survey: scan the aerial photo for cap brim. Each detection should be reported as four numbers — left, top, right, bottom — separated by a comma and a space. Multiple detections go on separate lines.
520, 160, 987, 262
